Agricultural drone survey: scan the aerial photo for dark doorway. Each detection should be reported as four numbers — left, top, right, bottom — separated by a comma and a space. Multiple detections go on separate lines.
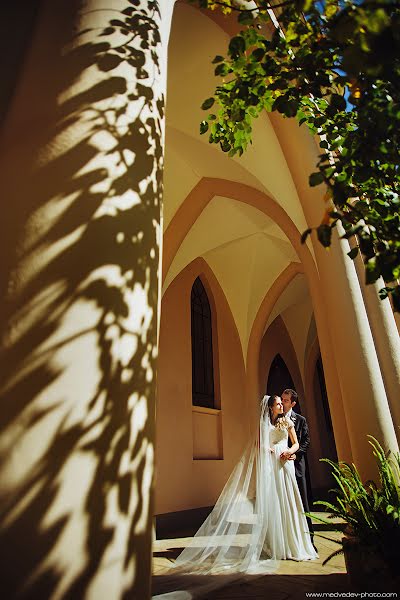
267, 354, 301, 413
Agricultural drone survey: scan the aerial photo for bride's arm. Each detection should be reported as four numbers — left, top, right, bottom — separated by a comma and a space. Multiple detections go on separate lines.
288, 426, 299, 455
280, 426, 299, 460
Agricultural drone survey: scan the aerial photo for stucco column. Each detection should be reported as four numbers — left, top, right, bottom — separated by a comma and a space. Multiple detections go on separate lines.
0, 1, 174, 599
313, 224, 399, 478
351, 251, 400, 444
264, 122, 350, 464
269, 114, 398, 478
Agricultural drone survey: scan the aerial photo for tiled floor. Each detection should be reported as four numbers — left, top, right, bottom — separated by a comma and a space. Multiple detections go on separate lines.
152, 515, 362, 599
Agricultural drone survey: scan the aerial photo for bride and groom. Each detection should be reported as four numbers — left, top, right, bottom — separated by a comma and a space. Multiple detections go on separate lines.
153, 391, 317, 598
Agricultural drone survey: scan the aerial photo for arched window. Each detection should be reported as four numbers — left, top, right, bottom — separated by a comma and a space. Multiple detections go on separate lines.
191, 277, 215, 408
267, 354, 301, 413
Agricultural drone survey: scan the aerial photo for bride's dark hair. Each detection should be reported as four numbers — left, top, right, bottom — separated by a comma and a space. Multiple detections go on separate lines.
267, 395, 288, 429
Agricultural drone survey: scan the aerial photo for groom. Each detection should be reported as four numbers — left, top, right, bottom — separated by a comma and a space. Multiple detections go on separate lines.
281, 388, 315, 544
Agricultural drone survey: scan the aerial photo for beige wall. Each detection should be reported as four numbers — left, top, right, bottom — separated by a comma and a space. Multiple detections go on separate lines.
155, 258, 248, 514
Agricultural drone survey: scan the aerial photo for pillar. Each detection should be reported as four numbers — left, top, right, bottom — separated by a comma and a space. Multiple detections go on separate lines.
0, 1, 175, 598
352, 252, 400, 444
311, 224, 399, 478
269, 114, 398, 479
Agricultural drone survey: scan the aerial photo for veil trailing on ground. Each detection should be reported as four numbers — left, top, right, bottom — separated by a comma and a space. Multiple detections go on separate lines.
152, 396, 280, 599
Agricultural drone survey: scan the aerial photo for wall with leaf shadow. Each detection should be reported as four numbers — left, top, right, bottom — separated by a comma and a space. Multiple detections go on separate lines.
0, 1, 168, 598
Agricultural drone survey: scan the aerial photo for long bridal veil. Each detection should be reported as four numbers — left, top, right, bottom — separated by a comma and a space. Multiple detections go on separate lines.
152, 396, 280, 599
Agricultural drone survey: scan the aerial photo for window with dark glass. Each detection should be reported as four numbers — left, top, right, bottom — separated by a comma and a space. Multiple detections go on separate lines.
191, 277, 215, 408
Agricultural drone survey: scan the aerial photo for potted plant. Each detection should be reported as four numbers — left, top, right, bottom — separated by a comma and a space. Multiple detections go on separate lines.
310, 436, 400, 587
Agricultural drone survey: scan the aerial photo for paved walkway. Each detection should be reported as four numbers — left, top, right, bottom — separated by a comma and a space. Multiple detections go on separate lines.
152, 515, 362, 599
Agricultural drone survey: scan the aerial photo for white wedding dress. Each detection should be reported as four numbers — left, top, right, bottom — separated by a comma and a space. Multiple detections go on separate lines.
152, 397, 317, 599
264, 416, 317, 561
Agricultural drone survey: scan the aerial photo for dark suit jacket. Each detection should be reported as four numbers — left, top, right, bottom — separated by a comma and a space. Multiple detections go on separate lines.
288, 411, 310, 479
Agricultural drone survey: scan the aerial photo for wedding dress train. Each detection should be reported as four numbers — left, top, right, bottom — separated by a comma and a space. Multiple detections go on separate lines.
152, 396, 317, 599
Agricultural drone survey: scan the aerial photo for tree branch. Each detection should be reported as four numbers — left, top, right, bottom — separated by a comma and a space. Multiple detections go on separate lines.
203, 0, 297, 13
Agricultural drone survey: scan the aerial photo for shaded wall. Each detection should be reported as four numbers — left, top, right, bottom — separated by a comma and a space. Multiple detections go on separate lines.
0, 2, 41, 131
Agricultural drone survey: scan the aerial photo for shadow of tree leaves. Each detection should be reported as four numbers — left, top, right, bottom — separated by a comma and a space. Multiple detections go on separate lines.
0, 1, 164, 598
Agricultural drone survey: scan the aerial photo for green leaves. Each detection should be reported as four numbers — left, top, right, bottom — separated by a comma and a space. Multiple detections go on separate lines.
200, 120, 208, 135
201, 97, 215, 110
312, 436, 400, 567
271, 95, 299, 118
252, 47, 265, 62
228, 35, 246, 59
198, 0, 400, 308
238, 10, 254, 26
378, 286, 393, 301
365, 258, 380, 284
330, 93, 347, 112
215, 62, 228, 76
309, 172, 325, 187
317, 224, 332, 247
301, 228, 312, 244
347, 246, 359, 260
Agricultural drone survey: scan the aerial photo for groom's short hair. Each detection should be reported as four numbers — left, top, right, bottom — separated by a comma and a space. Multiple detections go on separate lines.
283, 389, 298, 403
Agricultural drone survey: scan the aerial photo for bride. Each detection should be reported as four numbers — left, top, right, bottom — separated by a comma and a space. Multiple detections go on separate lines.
152, 395, 317, 598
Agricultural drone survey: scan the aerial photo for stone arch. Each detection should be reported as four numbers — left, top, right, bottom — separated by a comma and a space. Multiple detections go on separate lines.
245, 263, 304, 424
162, 179, 348, 462
163, 177, 315, 284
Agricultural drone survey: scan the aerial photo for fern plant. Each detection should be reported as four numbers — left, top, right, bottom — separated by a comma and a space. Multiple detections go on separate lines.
310, 436, 400, 569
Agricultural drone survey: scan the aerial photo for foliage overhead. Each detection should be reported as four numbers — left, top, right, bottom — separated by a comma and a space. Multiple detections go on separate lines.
194, 0, 400, 310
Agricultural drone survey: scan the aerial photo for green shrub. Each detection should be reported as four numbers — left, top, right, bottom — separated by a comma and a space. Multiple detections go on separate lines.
310, 436, 400, 568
